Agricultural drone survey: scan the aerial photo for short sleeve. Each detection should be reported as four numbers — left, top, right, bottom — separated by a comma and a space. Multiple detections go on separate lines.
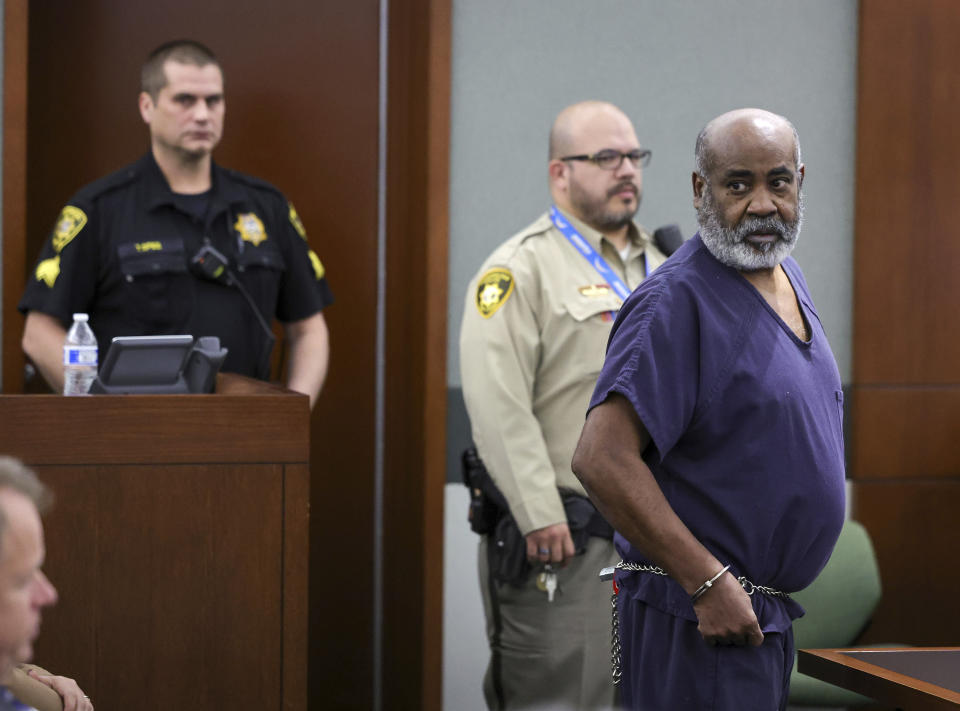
18, 200, 100, 325
589, 275, 702, 461
273, 198, 334, 322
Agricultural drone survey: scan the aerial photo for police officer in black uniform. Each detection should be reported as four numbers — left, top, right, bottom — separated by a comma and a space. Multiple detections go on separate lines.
19, 40, 332, 407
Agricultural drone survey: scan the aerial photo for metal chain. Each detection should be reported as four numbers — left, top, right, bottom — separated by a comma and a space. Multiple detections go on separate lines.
615, 560, 668, 576
610, 591, 622, 685
608, 561, 791, 686
615, 560, 791, 600
737, 577, 792, 600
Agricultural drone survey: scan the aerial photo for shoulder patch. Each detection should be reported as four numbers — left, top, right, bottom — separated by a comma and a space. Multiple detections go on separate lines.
308, 249, 325, 280
35, 255, 61, 288
52, 206, 88, 253
234, 212, 268, 246
475, 268, 514, 318
288, 202, 308, 239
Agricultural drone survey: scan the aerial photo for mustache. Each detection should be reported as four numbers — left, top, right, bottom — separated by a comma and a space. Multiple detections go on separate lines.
730, 215, 789, 242
607, 181, 638, 198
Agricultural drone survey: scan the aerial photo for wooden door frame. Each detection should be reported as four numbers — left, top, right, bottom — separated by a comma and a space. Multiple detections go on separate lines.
1, 0, 450, 707
2, 0, 28, 393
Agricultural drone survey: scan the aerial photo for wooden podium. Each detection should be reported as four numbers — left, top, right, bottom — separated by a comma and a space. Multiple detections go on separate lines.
0, 374, 309, 711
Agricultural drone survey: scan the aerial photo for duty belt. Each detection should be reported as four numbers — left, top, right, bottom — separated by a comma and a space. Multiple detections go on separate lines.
614, 560, 792, 600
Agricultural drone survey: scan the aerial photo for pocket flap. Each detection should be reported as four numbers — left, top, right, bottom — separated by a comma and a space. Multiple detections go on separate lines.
562, 294, 621, 322
237, 243, 286, 271
117, 238, 188, 277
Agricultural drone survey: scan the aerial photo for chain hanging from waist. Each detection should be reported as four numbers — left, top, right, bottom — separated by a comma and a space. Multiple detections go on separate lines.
614, 560, 792, 600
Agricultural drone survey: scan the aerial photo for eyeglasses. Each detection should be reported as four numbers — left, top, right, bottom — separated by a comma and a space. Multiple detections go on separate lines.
560, 148, 652, 171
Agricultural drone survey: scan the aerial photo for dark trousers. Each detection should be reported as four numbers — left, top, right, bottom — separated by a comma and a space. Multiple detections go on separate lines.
619, 597, 794, 711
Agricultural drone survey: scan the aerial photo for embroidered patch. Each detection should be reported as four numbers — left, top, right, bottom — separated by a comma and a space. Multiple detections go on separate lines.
579, 284, 612, 298
308, 249, 325, 280
234, 212, 268, 246
35, 255, 61, 288
288, 203, 307, 239
475, 268, 514, 318
52, 206, 88, 253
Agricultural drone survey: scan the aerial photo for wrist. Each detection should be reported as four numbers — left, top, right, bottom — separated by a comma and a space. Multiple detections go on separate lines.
690, 564, 731, 604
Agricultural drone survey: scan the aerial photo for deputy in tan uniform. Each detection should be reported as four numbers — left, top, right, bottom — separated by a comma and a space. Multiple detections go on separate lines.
460, 101, 667, 710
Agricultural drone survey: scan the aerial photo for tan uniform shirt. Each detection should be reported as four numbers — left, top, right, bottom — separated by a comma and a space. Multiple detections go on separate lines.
460, 209, 666, 535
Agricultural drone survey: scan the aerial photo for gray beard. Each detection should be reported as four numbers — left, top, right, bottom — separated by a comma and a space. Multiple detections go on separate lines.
697, 188, 804, 271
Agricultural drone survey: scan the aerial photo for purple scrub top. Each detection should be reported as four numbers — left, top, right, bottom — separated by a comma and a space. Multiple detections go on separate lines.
589, 234, 846, 632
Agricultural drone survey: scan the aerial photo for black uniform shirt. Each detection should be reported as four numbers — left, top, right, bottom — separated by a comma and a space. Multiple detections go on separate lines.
19, 153, 334, 378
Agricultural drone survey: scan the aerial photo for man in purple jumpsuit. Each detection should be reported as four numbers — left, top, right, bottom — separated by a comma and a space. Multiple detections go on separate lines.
571, 108, 846, 710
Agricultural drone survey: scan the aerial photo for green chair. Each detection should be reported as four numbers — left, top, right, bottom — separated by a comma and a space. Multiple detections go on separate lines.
789, 520, 882, 707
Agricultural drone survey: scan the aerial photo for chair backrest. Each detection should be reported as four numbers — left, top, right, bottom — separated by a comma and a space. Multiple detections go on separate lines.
791, 520, 882, 649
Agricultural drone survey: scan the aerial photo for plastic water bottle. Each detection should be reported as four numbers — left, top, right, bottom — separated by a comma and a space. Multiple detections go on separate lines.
63, 313, 98, 396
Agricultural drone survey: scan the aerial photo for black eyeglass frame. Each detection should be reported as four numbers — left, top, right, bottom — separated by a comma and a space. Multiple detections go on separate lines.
559, 148, 652, 170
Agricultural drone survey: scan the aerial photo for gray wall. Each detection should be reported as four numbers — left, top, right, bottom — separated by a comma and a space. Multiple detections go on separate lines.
447, 0, 858, 388
443, 2, 858, 708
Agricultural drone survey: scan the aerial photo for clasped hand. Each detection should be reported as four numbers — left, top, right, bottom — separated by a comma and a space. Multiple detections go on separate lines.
692, 571, 764, 647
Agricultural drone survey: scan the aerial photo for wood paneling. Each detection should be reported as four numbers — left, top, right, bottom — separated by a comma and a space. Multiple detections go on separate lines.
853, 481, 960, 645
0, 381, 309, 710
853, 0, 960, 650
0, 376, 308, 465
2, 0, 28, 392
3, 2, 450, 708
383, 0, 450, 708
854, 0, 960, 384
851, 387, 960, 479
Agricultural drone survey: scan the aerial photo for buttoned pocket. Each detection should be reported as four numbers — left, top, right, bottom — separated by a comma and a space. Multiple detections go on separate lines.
117, 238, 193, 332
556, 295, 621, 376
235, 243, 287, 318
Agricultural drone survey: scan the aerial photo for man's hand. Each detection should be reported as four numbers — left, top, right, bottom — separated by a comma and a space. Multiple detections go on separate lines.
27, 669, 94, 711
525, 522, 576, 566
692, 571, 764, 647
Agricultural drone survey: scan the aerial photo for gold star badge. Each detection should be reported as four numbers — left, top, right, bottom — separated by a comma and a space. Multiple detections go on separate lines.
475, 268, 514, 318
234, 212, 268, 246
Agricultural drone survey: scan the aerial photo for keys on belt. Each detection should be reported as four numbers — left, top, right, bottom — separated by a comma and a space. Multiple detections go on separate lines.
536, 564, 558, 602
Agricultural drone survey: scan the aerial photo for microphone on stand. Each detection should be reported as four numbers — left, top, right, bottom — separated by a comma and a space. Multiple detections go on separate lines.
653, 224, 684, 256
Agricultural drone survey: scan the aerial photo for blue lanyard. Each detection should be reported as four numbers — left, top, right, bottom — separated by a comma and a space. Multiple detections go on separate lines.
549, 206, 633, 302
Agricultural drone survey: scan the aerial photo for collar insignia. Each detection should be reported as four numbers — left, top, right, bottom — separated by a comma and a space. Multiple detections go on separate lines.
234, 212, 268, 246
476, 268, 514, 318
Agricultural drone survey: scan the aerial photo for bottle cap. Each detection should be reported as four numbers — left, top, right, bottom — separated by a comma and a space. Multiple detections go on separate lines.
72, 313, 89, 322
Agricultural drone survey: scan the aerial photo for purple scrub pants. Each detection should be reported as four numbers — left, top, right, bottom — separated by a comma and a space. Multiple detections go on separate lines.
618, 596, 794, 710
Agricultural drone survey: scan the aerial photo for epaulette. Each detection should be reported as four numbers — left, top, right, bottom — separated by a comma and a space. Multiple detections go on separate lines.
515, 213, 554, 245
69, 163, 141, 204
221, 168, 286, 200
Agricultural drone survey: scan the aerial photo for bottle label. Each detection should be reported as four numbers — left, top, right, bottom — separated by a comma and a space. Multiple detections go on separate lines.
63, 345, 98, 366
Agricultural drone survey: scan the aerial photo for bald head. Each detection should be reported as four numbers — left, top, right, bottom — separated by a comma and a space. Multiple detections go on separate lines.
692, 108, 805, 272
549, 101, 634, 160
547, 101, 644, 238
695, 108, 801, 180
